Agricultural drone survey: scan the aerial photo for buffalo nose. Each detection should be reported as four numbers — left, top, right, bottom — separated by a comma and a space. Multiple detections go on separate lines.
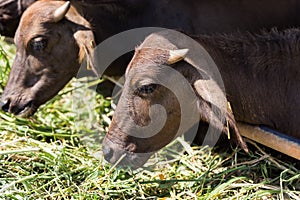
102, 145, 114, 162
1, 99, 10, 112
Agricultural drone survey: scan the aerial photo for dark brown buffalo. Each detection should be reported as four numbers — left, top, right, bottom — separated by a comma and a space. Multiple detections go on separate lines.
103, 29, 300, 168
2, 0, 300, 117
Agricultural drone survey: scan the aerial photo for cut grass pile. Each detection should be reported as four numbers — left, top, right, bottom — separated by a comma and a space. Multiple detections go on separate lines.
0, 37, 299, 199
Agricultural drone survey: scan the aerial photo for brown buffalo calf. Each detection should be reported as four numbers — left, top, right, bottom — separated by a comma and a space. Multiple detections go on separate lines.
103, 29, 300, 168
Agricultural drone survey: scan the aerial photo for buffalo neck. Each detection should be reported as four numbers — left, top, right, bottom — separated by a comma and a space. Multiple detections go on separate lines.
196, 29, 300, 137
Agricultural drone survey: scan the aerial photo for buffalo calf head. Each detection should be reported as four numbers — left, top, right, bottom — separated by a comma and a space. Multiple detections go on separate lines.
1, 0, 95, 117
102, 38, 248, 169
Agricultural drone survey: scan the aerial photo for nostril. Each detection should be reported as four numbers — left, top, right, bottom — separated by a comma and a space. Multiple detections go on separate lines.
102, 145, 114, 161
1, 99, 10, 112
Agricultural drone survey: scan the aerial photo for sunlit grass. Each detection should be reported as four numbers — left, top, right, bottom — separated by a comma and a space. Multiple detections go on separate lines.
0, 38, 299, 199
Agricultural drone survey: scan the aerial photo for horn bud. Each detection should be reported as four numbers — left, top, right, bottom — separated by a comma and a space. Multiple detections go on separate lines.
167, 49, 189, 64
53, 1, 71, 23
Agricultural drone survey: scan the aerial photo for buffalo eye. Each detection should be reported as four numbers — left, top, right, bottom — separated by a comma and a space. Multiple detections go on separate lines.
136, 84, 158, 96
30, 37, 48, 51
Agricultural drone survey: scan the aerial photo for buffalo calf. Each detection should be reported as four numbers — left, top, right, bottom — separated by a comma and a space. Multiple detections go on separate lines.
103, 29, 300, 168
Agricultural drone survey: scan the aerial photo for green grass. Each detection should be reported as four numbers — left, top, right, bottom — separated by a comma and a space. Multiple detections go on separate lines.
0, 37, 299, 199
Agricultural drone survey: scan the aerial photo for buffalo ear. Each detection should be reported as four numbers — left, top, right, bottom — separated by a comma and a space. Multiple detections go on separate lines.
53, 1, 71, 23
64, 4, 97, 75
194, 78, 226, 111
194, 78, 248, 152
74, 30, 97, 74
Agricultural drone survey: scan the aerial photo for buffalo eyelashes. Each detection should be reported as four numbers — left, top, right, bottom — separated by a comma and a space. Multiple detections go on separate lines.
30, 37, 48, 52
136, 84, 158, 96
